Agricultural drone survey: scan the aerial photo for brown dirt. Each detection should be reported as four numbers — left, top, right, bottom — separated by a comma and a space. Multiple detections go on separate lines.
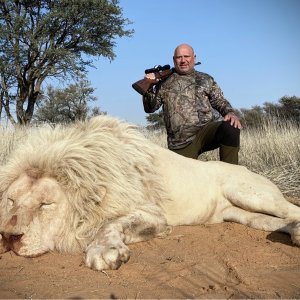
1, 221, 300, 299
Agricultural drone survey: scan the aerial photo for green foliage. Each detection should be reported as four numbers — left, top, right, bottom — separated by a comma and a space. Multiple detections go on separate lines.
34, 77, 105, 124
238, 96, 300, 128
277, 95, 300, 122
238, 105, 265, 128
146, 110, 165, 131
0, 0, 133, 125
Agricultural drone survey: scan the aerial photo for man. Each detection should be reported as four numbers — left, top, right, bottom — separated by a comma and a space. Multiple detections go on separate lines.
142, 44, 242, 164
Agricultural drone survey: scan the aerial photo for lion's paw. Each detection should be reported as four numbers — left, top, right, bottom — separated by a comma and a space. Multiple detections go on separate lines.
291, 222, 300, 247
85, 243, 131, 270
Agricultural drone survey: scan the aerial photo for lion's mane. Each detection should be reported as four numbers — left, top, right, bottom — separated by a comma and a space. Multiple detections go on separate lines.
0, 116, 169, 252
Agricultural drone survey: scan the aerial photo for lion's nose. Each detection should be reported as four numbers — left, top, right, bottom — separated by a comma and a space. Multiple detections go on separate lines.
8, 234, 23, 243
2, 233, 24, 243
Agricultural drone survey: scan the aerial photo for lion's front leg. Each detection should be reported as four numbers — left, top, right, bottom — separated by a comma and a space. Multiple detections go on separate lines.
85, 222, 131, 270
85, 207, 170, 271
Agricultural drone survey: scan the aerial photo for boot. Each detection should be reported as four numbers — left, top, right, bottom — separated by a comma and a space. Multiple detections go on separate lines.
219, 145, 239, 165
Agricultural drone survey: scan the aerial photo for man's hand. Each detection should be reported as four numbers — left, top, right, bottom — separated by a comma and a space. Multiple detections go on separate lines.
144, 73, 160, 82
224, 112, 242, 129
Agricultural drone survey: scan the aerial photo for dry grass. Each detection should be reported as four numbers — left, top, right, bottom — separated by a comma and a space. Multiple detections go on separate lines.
146, 120, 300, 197
239, 120, 299, 196
0, 119, 299, 197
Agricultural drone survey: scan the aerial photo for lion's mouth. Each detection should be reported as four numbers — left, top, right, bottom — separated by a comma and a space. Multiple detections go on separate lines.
1, 232, 46, 257
0, 233, 48, 258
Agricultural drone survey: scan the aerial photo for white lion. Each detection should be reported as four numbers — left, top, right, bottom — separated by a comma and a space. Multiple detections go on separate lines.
0, 115, 299, 270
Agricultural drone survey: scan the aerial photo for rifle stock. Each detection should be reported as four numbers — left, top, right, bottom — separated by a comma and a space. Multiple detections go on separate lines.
132, 78, 158, 96
132, 65, 174, 96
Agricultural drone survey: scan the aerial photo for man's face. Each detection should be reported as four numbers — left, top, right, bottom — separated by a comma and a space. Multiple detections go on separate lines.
173, 46, 196, 74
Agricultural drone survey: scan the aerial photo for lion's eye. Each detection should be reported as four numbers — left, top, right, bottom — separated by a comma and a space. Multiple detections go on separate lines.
39, 202, 54, 209
7, 198, 14, 206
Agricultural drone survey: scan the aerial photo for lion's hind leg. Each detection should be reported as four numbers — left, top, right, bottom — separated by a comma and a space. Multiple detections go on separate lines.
223, 206, 300, 246
85, 205, 169, 271
224, 172, 300, 220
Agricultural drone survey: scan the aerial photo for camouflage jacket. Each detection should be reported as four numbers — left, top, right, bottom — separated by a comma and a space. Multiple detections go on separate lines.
143, 70, 234, 149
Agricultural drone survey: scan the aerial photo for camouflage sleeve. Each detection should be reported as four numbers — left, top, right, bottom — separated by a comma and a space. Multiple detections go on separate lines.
209, 80, 234, 116
142, 86, 163, 113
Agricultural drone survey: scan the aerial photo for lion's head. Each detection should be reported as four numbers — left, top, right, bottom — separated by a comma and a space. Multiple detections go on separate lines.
0, 172, 68, 257
0, 116, 168, 257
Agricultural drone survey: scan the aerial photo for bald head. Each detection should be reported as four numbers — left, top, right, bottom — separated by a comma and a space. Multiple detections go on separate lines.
174, 44, 195, 56
173, 44, 196, 74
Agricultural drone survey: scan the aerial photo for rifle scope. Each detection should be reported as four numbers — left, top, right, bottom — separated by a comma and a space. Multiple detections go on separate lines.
145, 65, 171, 74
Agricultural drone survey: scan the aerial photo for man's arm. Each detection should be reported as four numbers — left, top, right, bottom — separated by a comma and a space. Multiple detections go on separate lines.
142, 91, 162, 113
142, 75, 163, 113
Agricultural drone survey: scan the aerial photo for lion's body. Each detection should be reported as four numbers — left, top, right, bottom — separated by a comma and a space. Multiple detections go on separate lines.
0, 116, 299, 270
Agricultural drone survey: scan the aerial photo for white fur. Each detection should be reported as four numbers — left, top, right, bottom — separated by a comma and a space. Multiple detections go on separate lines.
0, 115, 299, 270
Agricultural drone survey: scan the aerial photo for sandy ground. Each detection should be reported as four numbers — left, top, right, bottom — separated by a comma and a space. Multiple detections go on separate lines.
1, 217, 300, 299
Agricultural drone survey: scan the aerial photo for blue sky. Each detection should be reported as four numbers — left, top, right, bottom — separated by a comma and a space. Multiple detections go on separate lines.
87, 0, 300, 125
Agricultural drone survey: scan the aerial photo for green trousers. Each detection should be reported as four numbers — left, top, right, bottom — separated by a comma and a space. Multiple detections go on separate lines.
171, 121, 239, 165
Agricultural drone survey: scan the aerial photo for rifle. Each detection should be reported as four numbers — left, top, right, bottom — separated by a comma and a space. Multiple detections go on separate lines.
132, 62, 201, 96
132, 64, 173, 96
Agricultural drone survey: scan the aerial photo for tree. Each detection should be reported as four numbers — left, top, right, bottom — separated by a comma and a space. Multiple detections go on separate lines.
263, 96, 300, 122
34, 77, 105, 124
236, 96, 300, 128
0, 0, 133, 125
277, 95, 300, 122
146, 110, 165, 131
238, 105, 265, 128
